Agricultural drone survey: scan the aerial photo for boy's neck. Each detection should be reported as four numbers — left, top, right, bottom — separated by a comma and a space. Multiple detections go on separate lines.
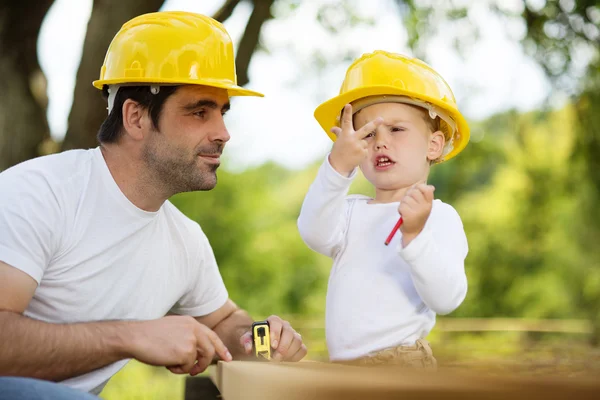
371, 186, 412, 203
371, 172, 431, 204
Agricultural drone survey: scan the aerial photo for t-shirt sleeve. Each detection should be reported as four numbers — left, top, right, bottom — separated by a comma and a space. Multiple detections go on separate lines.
0, 168, 63, 283
170, 227, 229, 317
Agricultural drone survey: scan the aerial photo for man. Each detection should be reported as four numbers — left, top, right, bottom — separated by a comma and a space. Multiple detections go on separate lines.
0, 11, 306, 399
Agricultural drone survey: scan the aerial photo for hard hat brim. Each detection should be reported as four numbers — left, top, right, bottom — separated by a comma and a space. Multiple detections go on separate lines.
92, 78, 264, 97
314, 85, 470, 162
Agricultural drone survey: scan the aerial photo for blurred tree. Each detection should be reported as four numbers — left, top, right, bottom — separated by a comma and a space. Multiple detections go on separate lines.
491, 1, 600, 344
0, 0, 278, 170
170, 161, 330, 316
60, 0, 166, 151
0, 0, 54, 171
398, 0, 600, 343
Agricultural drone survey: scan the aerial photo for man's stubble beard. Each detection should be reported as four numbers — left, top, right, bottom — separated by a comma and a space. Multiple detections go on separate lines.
142, 134, 223, 195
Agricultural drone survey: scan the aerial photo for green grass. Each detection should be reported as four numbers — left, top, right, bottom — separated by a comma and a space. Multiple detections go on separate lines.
100, 361, 185, 400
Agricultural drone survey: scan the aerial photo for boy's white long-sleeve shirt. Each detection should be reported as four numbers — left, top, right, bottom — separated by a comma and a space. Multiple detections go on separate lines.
297, 156, 468, 361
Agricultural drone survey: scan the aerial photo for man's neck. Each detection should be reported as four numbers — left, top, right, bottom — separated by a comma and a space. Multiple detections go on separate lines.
100, 144, 170, 212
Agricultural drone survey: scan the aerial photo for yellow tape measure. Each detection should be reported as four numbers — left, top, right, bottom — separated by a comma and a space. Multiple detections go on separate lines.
252, 321, 271, 360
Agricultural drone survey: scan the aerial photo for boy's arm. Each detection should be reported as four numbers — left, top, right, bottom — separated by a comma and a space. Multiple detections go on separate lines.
398, 204, 468, 315
297, 154, 355, 257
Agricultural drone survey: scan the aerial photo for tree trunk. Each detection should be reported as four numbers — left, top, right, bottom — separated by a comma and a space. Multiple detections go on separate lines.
213, 0, 244, 23
61, 0, 165, 152
235, 0, 275, 87
0, 1, 54, 171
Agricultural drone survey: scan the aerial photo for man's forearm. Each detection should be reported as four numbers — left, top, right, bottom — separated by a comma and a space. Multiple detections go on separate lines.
212, 308, 253, 360
0, 311, 131, 381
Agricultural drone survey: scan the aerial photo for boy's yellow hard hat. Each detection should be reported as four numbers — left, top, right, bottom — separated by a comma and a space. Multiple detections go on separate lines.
314, 51, 469, 162
93, 11, 263, 97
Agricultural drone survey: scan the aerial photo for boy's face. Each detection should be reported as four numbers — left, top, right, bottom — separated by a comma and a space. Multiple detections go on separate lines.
353, 102, 445, 191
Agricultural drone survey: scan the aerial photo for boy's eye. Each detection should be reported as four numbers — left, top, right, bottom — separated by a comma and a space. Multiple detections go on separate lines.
365, 131, 375, 139
391, 126, 405, 133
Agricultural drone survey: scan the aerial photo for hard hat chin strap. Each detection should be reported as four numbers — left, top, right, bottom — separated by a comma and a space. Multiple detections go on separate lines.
107, 85, 120, 114
106, 84, 161, 114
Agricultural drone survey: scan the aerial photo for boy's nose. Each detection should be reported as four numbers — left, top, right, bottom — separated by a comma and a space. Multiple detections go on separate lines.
374, 131, 389, 150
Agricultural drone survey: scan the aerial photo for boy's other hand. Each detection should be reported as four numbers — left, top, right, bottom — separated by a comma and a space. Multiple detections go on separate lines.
399, 183, 435, 247
329, 104, 383, 177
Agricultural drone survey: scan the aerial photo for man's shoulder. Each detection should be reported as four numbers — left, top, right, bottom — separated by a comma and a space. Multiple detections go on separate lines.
0, 148, 96, 189
162, 201, 205, 238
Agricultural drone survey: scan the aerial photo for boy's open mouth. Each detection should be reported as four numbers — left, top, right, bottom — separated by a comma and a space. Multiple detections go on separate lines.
374, 155, 395, 169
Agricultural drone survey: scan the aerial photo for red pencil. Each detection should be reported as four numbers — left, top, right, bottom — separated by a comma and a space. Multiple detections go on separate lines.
384, 216, 403, 246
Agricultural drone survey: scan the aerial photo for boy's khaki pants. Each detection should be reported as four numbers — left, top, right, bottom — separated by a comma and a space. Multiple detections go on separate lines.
333, 339, 437, 370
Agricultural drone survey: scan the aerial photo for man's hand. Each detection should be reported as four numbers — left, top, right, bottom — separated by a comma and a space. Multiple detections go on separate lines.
239, 315, 307, 362
128, 316, 232, 376
329, 104, 383, 177
399, 184, 435, 247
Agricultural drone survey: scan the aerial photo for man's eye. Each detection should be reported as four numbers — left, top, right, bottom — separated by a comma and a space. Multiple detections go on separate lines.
194, 110, 206, 118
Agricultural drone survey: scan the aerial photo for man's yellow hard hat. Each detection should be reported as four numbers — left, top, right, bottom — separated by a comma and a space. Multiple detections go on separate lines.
93, 11, 263, 97
314, 51, 469, 162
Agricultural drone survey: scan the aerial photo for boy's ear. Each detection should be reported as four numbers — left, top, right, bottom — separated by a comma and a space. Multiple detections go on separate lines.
427, 131, 445, 162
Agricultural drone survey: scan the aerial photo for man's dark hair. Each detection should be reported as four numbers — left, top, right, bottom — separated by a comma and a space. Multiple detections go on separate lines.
97, 85, 179, 144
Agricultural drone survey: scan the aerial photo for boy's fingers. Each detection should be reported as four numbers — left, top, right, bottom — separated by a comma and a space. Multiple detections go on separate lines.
356, 117, 383, 139
416, 184, 435, 202
340, 104, 354, 133
401, 196, 417, 208
408, 188, 426, 203
330, 127, 342, 137
399, 202, 416, 217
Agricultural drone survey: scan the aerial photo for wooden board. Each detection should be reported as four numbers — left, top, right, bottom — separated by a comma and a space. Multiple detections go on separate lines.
195, 360, 600, 400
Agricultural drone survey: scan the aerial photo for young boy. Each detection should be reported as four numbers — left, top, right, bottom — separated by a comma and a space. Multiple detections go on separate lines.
297, 50, 470, 368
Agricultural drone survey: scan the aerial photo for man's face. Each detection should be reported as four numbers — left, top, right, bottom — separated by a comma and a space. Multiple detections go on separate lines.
142, 85, 231, 194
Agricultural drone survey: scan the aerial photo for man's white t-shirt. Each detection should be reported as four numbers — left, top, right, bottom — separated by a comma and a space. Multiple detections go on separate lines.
0, 147, 229, 394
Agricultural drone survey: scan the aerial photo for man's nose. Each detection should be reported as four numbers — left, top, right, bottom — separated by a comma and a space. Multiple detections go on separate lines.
211, 114, 231, 143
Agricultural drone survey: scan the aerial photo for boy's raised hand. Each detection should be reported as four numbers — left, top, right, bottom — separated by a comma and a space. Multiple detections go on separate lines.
328, 104, 383, 177
399, 183, 435, 247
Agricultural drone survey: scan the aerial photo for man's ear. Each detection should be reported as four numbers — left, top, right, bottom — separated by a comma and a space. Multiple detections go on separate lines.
122, 99, 149, 141
427, 131, 445, 162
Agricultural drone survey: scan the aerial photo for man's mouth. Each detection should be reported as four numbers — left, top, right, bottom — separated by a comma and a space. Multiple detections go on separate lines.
198, 153, 221, 164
